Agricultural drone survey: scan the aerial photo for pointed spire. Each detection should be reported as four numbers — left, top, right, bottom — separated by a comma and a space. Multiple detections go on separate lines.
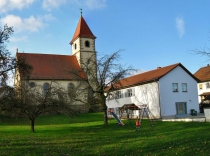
80, 8, 82, 16
70, 15, 96, 45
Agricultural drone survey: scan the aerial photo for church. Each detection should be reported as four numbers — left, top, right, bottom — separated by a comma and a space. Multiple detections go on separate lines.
15, 15, 96, 110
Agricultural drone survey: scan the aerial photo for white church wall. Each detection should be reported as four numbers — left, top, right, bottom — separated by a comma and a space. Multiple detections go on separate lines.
28, 80, 87, 105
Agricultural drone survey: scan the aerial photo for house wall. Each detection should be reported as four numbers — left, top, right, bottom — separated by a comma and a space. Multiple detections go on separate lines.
197, 81, 210, 103
159, 66, 199, 117
106, 82, 160, 118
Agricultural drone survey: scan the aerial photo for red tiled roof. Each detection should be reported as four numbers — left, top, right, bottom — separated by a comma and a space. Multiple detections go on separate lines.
116, 63, 198, 88
194, 65, 210, 82
17, 53, 85, 80
70, 16, 96, 44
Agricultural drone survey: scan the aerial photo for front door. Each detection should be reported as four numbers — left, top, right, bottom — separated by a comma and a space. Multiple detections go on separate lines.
176, 102, 187, 116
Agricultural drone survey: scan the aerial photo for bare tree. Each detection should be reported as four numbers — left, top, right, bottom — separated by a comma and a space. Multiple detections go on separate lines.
0, 81, 77, 133
0, 24, 32, 86
68, 51, 134, 124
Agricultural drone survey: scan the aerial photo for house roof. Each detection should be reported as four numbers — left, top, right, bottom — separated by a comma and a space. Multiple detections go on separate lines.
194, 65, 210, 82
16, 53, 85, 80
70, 16, 96, 44
116, 63, 198, 88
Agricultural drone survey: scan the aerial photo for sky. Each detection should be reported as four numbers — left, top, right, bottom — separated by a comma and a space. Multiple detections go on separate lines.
1, 0, 210, 75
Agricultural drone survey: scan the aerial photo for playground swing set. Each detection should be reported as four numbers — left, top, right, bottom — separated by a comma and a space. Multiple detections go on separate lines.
108, 104, 155, 131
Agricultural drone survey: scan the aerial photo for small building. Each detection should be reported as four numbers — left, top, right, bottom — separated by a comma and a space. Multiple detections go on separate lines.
107, 63, 199, 118
194, 64, 210, 112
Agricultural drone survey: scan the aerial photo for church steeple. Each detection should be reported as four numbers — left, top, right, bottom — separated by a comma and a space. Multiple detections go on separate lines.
70, 14, 97, 68
70, 16, 96, 45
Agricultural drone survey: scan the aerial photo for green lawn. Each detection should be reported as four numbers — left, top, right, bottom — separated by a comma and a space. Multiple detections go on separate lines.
0, 112, 210, 156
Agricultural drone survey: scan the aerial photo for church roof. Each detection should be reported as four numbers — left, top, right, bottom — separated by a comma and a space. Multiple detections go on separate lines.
70, 16, 96, 44
17, 53, 85, 80
115, 63, 198, 88
194, 64, 210, 82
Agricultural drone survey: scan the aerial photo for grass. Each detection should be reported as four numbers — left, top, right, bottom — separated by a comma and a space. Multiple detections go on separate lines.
0, 112, 210, 156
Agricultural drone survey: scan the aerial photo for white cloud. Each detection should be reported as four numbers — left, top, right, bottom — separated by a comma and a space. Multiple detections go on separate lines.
0, 14, 54, 33
42, 0, 67, 11
10, 36, 28, 42
176, 17, 185, 38
0, 0, 35, 13
84, 0, 106, 10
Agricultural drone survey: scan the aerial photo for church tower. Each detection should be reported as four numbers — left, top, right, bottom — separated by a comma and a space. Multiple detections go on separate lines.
70, 14, 96, 68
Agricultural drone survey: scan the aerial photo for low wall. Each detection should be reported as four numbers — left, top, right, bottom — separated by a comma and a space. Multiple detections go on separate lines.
204, 107, 210, 122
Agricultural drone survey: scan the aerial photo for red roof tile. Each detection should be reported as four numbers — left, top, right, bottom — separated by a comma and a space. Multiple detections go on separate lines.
194, 65, 210, 82
70, 16, 96, 44
17, 53, 85, 80
116, 63, 198, 88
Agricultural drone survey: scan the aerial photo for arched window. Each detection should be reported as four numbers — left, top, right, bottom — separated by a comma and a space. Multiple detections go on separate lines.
85, 41, 90, 47
68, 83, 74, 91
43, 83, 50, 96
29, 82, 35, 88
74, 43, 77, 50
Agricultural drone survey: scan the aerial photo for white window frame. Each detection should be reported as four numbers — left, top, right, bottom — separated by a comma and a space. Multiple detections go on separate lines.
206, 83, 210, 89
128, 89, 132, 97
182, 83, 187, 92
116, 90, 123, 99
172, 83, 178, 92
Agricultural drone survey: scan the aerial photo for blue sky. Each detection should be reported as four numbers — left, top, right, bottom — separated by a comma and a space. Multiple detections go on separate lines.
1, 0, 210, 74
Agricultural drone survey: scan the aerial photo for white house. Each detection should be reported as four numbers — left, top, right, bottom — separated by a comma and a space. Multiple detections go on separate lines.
194, 64, 210, 113
107, 63, 199, 118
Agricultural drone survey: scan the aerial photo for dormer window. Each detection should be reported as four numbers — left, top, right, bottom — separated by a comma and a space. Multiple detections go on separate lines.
74, 43, 77, 50
85, 41, 90, 47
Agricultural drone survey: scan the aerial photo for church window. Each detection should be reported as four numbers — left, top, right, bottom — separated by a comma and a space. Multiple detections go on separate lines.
29, 82, 35, 88
74, 43, 77, 50
68, 83, 74, 91
43, 83, 50, 96
85, 41, 90, 47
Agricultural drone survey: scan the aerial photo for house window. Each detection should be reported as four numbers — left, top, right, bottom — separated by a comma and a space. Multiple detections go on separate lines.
206, 83, 210, 89
43, 83, 50, 96
182, 83, 187, 92
29, 82, 35, 88
85, 41, 90, 47
199, 84, 203, 90
172, 83, 178, 92
116, 91, 123, 99
127, 89, 132, 97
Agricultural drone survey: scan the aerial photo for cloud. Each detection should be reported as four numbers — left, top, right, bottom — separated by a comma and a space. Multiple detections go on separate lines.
84, 0, 106, 10
42, 0, 67, 11
0, 0, 35, 13
176, 17, 185, 38
0, 14, 55, 33
10, 36, 28, 42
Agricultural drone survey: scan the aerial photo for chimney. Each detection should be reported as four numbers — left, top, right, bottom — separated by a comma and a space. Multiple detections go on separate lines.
157, 67, 161, 69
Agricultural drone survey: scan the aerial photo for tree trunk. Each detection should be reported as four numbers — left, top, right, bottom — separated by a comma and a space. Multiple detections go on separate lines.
102, 95, 108, 124
30, 119, 35, 133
